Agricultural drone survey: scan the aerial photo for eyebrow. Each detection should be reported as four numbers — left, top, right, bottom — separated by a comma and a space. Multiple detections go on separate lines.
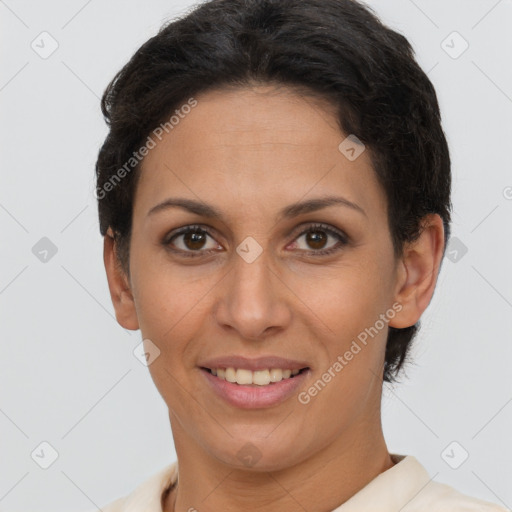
147, 195, 367, 220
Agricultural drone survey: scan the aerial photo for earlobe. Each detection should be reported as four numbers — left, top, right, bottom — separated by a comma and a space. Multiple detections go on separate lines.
388, 214, 445, 329
103, 228, 140, 331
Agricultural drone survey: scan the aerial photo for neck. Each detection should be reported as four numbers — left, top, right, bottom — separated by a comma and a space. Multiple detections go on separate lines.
163, 413, 393, 512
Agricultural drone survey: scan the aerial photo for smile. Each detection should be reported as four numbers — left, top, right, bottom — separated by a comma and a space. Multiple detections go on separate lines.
200, 366, 311, 409
203, 367, 308, 386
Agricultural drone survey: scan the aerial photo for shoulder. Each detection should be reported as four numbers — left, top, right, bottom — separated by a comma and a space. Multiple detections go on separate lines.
82, 496, 126, 512
402, 468, 508, 512
344, 454, 509, 512
84, 461, 178, 512
96, 495, 127, 512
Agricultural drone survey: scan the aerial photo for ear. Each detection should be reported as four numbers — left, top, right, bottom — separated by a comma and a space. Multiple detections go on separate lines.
103, 228, 139, 331
389, 214, 445, 329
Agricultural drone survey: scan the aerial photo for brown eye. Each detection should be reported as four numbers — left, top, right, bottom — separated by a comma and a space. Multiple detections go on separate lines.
305, 230, 328, 250
292, 223, 348, 255
165, 226, 221, 256
182, 230, 208, 250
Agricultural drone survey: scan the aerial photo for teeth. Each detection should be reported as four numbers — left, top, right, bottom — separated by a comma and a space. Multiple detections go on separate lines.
208, 367, 304, 386
269, 368, 282, 382
253, 370, 271, 385
225, 367, 237, 383
236, 369, 252, 385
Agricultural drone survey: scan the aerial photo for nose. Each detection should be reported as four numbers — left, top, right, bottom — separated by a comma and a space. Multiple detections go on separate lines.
213, 245, 292, 340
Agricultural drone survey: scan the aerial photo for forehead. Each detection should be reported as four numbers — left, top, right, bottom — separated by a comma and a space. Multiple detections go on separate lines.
134, 85, 386, 222
162, 85, 346, 159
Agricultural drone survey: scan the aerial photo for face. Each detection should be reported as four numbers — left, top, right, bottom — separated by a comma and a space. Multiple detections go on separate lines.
108, 84, 422, 472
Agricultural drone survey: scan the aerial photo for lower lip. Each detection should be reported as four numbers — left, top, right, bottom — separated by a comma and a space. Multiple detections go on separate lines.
200, 368, 310, 409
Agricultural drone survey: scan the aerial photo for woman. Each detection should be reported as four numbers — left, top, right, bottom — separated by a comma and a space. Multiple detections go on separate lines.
94, 0, 508, 510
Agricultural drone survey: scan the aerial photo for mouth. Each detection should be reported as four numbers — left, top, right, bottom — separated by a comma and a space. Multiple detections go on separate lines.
200, 366, 310, 386
199, 364, 311, 409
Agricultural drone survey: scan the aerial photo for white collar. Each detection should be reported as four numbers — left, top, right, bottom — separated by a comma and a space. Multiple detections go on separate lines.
116, 454, 506, 512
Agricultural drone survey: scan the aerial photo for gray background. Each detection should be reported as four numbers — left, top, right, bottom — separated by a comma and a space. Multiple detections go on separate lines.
1, 0, 511, 510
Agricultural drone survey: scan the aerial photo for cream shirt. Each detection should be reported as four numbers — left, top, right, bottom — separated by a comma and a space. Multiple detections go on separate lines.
93, 454, 509, 511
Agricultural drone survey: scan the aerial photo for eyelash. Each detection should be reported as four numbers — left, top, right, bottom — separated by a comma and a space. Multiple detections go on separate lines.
162, 223, 348, 258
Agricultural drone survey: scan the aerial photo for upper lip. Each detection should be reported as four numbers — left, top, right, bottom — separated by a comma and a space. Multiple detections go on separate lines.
198, 355, 310, 372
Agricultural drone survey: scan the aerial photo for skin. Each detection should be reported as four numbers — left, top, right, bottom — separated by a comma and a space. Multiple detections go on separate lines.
104, 83, 445, 512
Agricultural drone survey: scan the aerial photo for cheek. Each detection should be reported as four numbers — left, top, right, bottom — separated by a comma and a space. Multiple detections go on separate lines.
130, 244, 207, 335
286, 252, 395, 394
131, 266, 209, 407
293, 267, 390, 425
290, 256, 394, 335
